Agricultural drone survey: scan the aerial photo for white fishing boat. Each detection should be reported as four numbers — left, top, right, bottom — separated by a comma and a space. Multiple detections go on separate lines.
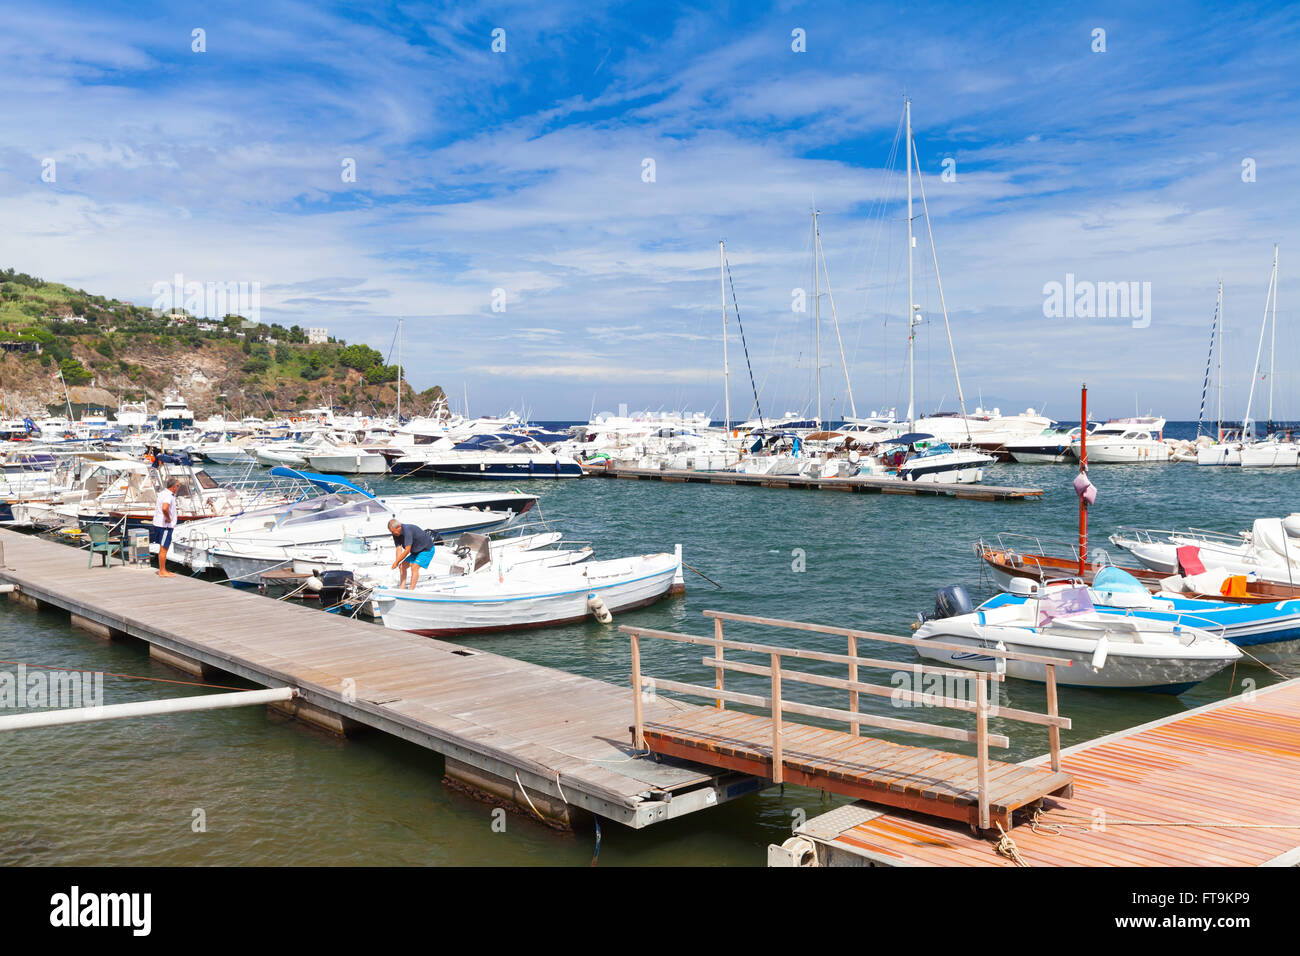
372, 547, 684, 635
912, 584, 1240, 691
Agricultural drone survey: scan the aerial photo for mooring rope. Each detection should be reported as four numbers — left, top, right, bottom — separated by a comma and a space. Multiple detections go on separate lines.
994, 823, 1029, 866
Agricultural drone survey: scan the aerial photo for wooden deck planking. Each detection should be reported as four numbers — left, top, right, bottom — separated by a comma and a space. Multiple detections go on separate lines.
0, 529, 738, 827
641, 708, 1071, 827
798, 678, 1300, 866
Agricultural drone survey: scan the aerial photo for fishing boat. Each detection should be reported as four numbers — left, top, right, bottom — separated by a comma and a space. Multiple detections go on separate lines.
976, 534, 1166, 591
372, 547, 684, 635
912, 583, 1241, 691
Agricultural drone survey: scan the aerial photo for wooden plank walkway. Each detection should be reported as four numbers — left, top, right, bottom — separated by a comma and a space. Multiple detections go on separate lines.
784, 677, 1300, 866
582, 463, 1042, 501
0, 529, 749, 829
642, 708, 1072, 829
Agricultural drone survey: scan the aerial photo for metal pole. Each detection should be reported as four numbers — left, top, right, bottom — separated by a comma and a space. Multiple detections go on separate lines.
0, 687, 296, 732
1079, 383, 1088, 575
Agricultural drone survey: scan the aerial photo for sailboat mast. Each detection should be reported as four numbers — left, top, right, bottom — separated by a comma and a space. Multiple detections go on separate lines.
813, 207, 822, 427
1270, 244, 1279, 426
720, 240, 731, 433
396, 317, 403, 422
1217, 280, 1223, 441
905, 98, 915, 429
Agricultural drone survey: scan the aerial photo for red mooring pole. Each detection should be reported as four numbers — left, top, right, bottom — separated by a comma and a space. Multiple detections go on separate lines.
1078, 382, 1088, 575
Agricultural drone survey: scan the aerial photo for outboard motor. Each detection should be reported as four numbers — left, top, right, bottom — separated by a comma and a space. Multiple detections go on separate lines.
319, 570, 355, 610
916, 584, 974, 625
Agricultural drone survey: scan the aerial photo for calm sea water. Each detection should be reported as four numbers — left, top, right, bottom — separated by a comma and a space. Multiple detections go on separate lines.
3, 428, 1298, 865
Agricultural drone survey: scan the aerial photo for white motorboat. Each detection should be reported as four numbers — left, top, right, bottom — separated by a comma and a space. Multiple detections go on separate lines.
1070, 417, 1170, 463
912, 584, 1240, 691
304, 444, 389, 475
882, 433, 992, 483
1110, 516, 1300, 584
1001, 426, 1086, 464
170, 472, 538, 578
372, 547, 684, 635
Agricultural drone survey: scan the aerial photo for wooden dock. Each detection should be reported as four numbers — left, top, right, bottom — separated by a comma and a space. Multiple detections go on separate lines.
0, 529, 758, 829
583, 463, 1042, 501
774, 677, 1300, 866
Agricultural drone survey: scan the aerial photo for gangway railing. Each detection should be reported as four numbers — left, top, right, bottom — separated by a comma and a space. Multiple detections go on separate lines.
623, 610, 1073, 830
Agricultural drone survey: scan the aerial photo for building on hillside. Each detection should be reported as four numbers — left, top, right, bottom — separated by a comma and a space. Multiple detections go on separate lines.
306, 327, 328, 344
0, 341, 41, 354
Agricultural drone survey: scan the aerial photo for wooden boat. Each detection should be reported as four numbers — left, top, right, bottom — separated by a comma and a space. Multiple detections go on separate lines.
977, 536, 1165, 591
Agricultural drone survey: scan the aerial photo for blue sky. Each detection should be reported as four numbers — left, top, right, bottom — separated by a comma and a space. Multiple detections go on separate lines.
2, 0, 1298, 420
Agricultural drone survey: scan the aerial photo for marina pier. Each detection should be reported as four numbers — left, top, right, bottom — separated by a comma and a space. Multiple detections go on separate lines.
583, 462, 1044, 501
0, 529, 755, 829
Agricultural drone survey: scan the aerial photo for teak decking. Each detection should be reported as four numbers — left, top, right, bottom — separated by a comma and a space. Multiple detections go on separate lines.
789, 677, 1300, 866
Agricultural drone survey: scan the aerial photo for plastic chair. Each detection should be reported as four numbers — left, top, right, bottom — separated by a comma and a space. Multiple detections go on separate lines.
86, 523, 124, 568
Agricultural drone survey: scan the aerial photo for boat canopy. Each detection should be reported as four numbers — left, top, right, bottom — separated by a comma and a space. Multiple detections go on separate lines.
887, 432, 936, 446
269, 466, 375, 499
452, 433, 531, 451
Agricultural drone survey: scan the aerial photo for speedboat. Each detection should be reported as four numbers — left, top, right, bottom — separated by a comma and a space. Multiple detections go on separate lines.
883, 433, 993, 483
1002, 426, 1086, 464
170, 469, 537, 579
912, 583, 1241, 691
1020, 567, 1300, 650
391, 434, 583, 479
372, 547, 684, 635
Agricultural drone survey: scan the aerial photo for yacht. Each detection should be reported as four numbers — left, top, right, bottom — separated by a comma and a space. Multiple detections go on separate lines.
1070, 417, 1170, 463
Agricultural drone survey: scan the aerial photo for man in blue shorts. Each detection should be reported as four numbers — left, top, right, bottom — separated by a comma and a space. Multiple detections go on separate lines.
388, 518, 435, 589
151, 477, 181, 577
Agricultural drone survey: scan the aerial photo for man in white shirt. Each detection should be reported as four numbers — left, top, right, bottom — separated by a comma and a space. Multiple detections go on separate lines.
151, 477, 181, 577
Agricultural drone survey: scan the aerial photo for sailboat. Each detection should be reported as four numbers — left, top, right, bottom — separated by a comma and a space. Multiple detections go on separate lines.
1238, 246, 1298, 467
888, 99, 993, 483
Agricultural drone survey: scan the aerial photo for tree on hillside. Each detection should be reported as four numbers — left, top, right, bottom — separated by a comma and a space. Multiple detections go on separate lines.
59, 357, 93, 385
339, 343, 384, 371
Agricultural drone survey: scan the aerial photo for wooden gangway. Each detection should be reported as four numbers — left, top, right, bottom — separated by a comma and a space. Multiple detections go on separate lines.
623, 611, 1074, 830
583, 463, 1043, 501
0, 529, 752, 829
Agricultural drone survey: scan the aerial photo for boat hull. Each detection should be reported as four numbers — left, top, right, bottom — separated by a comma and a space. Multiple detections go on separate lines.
373, 555, 681, 635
